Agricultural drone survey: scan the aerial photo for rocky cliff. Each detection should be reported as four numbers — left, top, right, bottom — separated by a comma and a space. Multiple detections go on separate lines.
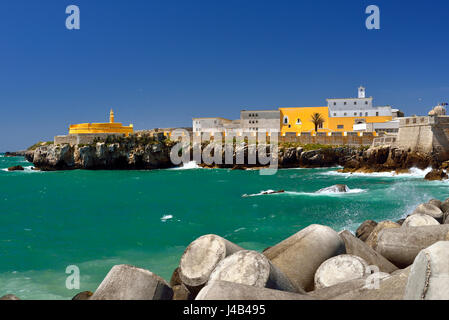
26, 141, 175, 171
341, 145, 440, 174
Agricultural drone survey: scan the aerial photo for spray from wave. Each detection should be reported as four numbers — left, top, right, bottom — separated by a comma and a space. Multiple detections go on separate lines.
322, 167, 433, 178
170, 161, 201, 170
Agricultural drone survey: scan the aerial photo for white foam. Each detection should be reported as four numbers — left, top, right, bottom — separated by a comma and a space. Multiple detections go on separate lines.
161, 214, 173, 222
171, 161, 201, 170
322, 167, 433, 178
243, 188, 366, 198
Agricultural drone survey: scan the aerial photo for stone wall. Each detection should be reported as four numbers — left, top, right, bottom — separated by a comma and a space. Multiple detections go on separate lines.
54, 133, 125, 146
278, 132, 374, 146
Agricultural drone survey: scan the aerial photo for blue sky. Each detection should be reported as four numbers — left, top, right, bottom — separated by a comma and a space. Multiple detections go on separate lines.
1, 0, 448, 151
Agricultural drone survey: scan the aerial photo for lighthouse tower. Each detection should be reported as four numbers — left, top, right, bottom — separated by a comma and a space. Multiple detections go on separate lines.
110, 109, 115, 123
358, 86, 366, 98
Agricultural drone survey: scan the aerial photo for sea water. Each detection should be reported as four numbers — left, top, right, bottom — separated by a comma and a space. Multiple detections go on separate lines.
0, 155, 447, 299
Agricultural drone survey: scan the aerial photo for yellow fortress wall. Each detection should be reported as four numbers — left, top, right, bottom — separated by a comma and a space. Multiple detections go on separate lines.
68, 110, 134, 136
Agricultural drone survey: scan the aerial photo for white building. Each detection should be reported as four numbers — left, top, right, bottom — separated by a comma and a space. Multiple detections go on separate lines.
327, 86, 395, 119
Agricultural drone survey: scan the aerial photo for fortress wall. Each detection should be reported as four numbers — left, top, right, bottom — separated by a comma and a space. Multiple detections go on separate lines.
54, 133, 125, 146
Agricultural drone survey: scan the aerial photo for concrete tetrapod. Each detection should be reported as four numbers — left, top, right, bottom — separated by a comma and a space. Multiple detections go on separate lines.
208, 250, 300, 293
376, 225, 449, 268
365, 221, 400, 250
339, 230, 398, 273
402, 214, 440, 228
91, 264, 173, 300
404, 241, 449, 300
263, 224, 346, 292
179, 234, 243, 293
412, 203, 443, 222
314, 254, 368, 290
196, 280, 315, 300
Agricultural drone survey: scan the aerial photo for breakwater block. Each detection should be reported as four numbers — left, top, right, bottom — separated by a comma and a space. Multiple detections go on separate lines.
196, 280, 315, 300
365, 221, 400, 250
325, 267, 410, 300
209, 250, 299, 293
314, 254, 368, 290
179, 234, 243, 293
339, 230, 398, 273
412, 203, 443, 222
91, 264, 173, 300
263, 224, 346, 292
404, 241, 449, 300
403, 213, 440, 228
376, 225, 449, 268
355, 220, 377, 242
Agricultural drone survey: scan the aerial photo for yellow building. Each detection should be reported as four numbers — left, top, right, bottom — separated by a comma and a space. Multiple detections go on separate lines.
280, 107, 330, 135
69, 110, 134, 136
280, 87, 396, 135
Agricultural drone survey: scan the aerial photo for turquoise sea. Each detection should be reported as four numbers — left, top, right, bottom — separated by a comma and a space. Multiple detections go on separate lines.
0, 154, 448, 299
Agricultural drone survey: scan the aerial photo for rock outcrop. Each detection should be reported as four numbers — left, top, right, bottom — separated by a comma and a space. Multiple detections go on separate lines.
342, 146, 439, 174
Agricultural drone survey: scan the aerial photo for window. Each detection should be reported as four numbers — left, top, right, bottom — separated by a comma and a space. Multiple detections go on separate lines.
255, 114, 258, 117
344, 102, 347, 105
354, 112, 357, 116
337, 125, 344, 129
359, 112, 363, 116
333, 113, 336, 116
283, 116, 289, 124
354, 101, 357, 105
296, 118, 302, 125
365, 101, 368, 105
365, 112, 368, 116
376, 112, 379, 116
333, 102, 336, 106
288, 124, 291, 128
344, 113, 347, 116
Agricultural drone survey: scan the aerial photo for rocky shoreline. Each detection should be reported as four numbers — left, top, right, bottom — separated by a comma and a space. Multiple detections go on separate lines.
2, 197, 449, 300
17, 137, 448, 176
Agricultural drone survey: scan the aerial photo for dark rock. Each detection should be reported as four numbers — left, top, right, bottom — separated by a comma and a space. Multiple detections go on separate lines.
72, 291, 93, 300
428, 199, 442, 209
355, 220, 378, 242
7, 165, 24, 171
425, 169, 448, 181
172, 284, 193, 300
0, 294, 20, 300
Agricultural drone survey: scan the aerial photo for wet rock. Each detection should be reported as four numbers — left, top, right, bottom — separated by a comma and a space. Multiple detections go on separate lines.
7, 165, 24, 171
91, 264, 173, 300
356, 220, 378, 242
316, 184, 349, 194
72, 291, 93, 300
172, 284, 193, 300
263, 224, 346, 292
0, 294, 20, 300
424, 169, 448, 181
314, 255, 368, 290
209, 250, 299, 293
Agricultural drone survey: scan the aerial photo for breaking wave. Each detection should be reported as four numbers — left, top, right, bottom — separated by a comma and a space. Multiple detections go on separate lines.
322, 167, 433, 178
